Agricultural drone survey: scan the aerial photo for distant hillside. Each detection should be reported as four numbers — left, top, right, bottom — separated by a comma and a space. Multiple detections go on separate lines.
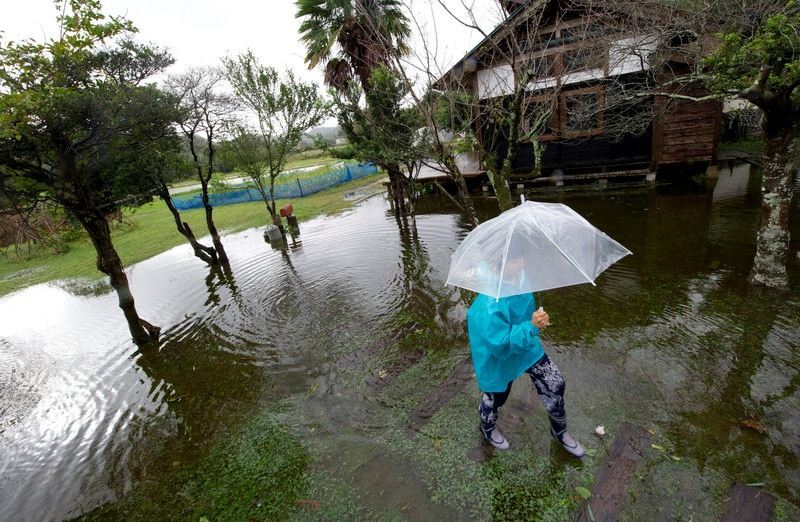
300, 126, 344, 148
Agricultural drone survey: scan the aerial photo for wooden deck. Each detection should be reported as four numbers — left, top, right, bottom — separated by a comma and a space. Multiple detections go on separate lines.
381, 152, 485, 185
414, 153, 484, 181
383, 156, 656, 191
526, 168, 654, 185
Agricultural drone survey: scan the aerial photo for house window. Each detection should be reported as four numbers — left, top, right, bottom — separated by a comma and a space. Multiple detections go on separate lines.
560, 86, 604, 138
558, 27, 578, 45
522, 95, 557, 141
562, 46, 605, 74
531, 31, 556, 52
526, 53, 558, 80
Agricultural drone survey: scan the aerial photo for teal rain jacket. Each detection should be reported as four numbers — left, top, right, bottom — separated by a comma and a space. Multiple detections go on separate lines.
467, 292, 544, 392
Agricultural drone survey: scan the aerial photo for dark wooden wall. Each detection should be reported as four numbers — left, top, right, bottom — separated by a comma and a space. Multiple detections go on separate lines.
484, 126, 653, 175
651, 86, 721, 166
510, 130, 653, 175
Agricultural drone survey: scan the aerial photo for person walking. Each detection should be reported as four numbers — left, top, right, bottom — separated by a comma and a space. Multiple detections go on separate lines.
447, 199, 630, 456
467, 291, 584, 457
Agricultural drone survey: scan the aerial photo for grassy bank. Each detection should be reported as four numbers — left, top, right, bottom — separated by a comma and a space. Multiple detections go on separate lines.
0, 174, 384, 296
720, 136, 800, 162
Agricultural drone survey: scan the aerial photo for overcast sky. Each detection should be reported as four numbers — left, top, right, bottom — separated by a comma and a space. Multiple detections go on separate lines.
1, 0, 504, 123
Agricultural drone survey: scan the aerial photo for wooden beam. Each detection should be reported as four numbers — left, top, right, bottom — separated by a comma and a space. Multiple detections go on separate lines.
719, 483, 776, 522
408, 359, 473, 433
528, 169, 650, 183
573, 423, 650, 522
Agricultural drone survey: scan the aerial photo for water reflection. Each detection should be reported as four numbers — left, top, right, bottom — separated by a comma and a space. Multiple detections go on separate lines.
666, 291, 800, 499
0, 164, 798, 519
711, 162, 752, 202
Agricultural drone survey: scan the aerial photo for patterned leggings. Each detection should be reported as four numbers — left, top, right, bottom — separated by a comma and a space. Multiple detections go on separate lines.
478, 353, 567, 440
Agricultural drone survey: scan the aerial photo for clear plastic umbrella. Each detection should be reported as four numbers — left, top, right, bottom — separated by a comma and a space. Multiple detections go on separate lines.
446, 199, 632, 298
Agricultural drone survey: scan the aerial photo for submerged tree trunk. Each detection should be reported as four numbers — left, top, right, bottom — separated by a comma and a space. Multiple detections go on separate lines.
199, 177, 229, 264
750, 119, 796, 288
493, 161, 514, 212
157, 183, 219, 265
387, 162, 407, 215
78, 212, 160, 346
268, 178, 286, 236
442, 156, 479, 228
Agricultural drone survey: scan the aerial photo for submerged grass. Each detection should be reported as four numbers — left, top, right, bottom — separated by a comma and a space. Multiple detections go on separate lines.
82, 413, 309, 521
0, 174, 384, 296
15, 175, 799, 519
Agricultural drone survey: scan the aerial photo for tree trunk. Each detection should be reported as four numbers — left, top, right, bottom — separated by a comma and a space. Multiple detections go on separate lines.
492, 140, 518, 211
493, 84, 527, 212
158, 184, 219, 265
78, 212, 160, 346
532, 139, 544, 178
268, 178, 286, 236
443, 156, 479, 227
199, 178, 229, 264
750, 120, 796, 288
387, 162, 407, 215
493, 162, 514, 212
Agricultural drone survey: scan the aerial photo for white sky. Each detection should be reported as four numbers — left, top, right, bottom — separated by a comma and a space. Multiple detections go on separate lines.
0, 0, 505, 123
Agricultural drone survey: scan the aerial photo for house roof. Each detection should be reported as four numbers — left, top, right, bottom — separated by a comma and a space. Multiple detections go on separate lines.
434, 0, 542, 90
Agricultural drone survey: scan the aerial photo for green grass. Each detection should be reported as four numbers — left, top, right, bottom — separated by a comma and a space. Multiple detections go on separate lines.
283, 153, 340, 171
719, 137, 765, 157
0, 174, 384, 296
720, 136, 800, 162
82, 413, 310, 521
172, 159, 349, 200
167, 153, 340, 188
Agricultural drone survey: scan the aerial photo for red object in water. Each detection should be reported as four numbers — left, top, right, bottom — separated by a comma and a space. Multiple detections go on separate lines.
280, 203, 294, 217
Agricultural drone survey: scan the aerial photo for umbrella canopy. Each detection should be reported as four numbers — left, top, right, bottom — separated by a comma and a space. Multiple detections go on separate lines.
446, 200, 632, 298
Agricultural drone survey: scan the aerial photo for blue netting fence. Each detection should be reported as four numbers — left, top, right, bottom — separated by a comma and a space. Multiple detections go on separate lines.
171, 163, 379, 211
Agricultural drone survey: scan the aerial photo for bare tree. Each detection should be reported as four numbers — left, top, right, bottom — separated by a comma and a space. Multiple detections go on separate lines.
144, 144, 220, 266
223, 53, 329, 234
416, 0, 797, 287
167, 68, 238, 265
413, 0, 665, 211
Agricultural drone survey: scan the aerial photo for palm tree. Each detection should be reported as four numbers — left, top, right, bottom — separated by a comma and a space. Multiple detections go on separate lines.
297, 0, 412, 213
297, 0, 411, 92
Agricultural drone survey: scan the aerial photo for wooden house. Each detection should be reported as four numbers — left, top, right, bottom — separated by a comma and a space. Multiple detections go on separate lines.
437, 0, 722, 183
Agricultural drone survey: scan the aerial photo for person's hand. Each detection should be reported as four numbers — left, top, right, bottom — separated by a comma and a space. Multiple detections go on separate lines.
532, 306, 550, 329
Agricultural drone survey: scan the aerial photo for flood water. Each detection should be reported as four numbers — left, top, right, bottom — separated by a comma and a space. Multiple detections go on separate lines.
1, 162, 798, 520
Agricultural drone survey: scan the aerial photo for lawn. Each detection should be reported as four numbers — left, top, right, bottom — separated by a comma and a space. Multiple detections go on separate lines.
167, 152, 341, 189
0, 174, 384, 296
172, 159, 350, 200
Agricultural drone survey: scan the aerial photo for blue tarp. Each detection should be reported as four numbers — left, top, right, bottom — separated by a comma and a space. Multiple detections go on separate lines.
171, 163, 378, 211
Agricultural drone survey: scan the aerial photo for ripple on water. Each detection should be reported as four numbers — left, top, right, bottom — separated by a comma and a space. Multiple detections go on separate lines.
1, 181, 799, 519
